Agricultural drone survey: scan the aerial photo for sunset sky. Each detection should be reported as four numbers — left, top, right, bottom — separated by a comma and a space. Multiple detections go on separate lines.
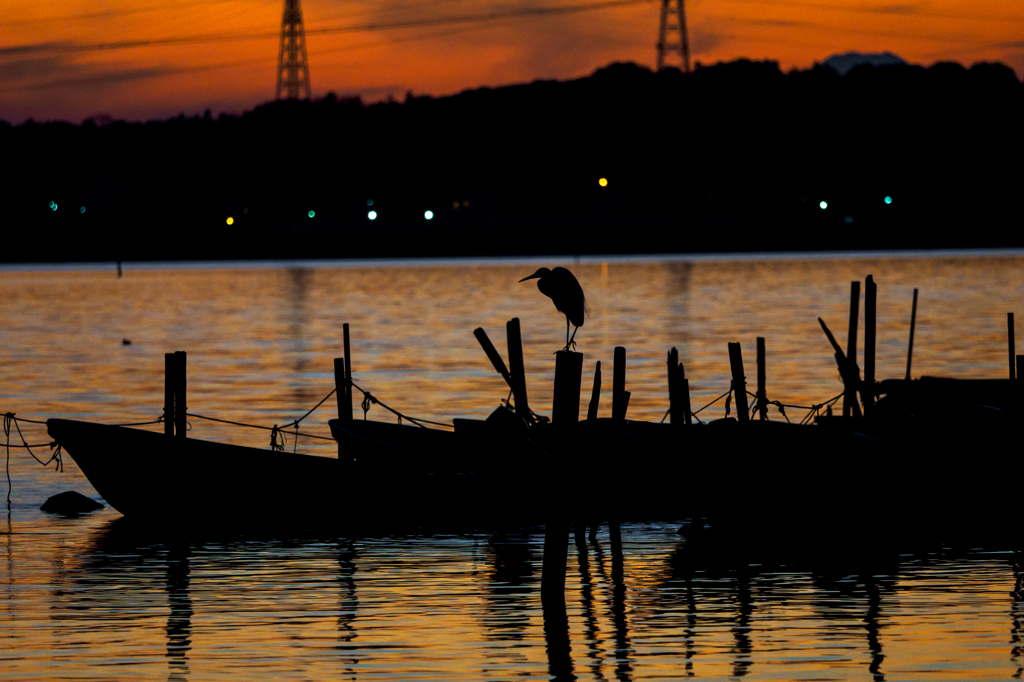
2, 0, 1022, 124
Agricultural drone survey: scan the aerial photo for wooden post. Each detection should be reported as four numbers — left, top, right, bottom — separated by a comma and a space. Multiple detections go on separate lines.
164, 353, 175, 437
905, 288, 918, 381
863, 275, 877, 417
680, 361, 692, 426
506, 318, 531, 422
333, 358, 349, 459
1009, 313, 1016, 381
844, 281, 860, 418
587, 361, 601, 421
552, 351, 583, 434
755, 337, 767, 421
173, 351, 186, 439
612, 346, 627, 422
727, 342, 749, 423
668, 348, 691, 426
343, 323, 353, 421
668, 348, 679, 426
334, 358, 349, 422
473, 327, 513, 390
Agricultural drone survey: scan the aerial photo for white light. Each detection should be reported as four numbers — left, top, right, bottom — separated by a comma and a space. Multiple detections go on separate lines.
819, 201, 828, 210
424, 210, 434, 220
368, 211, 377, 220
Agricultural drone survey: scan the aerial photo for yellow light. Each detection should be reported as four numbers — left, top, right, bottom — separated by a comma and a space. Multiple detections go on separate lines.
598, 178, 608, 187
226, 216, 234, 225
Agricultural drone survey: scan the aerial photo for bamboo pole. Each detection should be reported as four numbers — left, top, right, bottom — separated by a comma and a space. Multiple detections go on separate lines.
756, 337, 767, 421
905, 288, 918, 381
587, 361, 602, 421
173, 351, 187, 439
863, 275, 876, 417
612, 347, 627, 422
728, 342, 749, 423
1009, 313, 1016, 381
343, 323, 353, 421
506, 318, 531, 422
844, 281, 860, 418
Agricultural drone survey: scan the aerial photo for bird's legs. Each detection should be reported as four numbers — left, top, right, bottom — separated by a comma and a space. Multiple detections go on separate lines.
568, 325, 579, 351
562, 317, 571, 352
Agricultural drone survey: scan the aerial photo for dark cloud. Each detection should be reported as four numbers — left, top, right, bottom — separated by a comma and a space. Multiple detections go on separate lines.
20, 66, 179, 92
0, 46, 192, 93
740, 18, 810, 27
0, 41, 74, 57
690, 28, 724, 55
0, 54, 73, 81
874, 3, 928, 14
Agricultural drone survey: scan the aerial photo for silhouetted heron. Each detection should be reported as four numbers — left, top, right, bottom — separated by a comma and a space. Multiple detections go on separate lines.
519, 266, 587, 351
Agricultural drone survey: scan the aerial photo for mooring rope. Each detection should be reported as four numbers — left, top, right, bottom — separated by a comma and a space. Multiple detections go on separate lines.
660, 385, 846, 427
349, 379, 454, 429
4, 412, 63, 507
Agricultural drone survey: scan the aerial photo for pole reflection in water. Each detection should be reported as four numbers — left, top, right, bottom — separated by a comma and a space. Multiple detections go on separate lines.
732, 572, 753, 678
336, 540, 358, 677
608, 522, 633, 682
542, 521, 575, 681
574, 527, 604, 681
481, 533, 535, 640
811, 566, 896, 682
165, 542, 193, 681
864, 576, 885, 682
1012, 556, 1022, 680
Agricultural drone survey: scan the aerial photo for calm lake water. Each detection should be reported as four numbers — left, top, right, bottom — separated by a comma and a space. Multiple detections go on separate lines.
2, 251, 1024, 679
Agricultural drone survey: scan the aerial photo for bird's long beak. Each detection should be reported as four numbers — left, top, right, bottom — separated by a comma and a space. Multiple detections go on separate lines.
519, 271, 541, 282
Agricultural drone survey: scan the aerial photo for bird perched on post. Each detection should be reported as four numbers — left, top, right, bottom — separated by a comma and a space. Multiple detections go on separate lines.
519, 266, 587, 351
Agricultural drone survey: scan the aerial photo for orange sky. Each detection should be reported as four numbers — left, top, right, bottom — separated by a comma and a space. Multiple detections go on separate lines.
1, 0, 1022, 123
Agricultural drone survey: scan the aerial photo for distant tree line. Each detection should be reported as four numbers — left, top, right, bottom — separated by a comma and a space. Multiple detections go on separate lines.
2, 59, 1021, 263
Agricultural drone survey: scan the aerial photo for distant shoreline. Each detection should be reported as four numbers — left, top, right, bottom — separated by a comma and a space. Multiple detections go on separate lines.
4, 246, 1024, 272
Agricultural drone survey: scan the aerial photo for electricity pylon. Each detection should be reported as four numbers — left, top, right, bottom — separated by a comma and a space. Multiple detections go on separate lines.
276, 0, 311, 100
656, 0, 691, 73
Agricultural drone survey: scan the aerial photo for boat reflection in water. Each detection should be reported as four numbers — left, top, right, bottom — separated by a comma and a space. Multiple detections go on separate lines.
24, 513, 1018, 681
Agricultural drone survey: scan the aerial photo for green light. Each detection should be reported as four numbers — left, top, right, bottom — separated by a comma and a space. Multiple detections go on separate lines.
884, 196, 892, 204
819, 201, 828, 210
424, 210, 434, 220
48, 200, 55, 209
308, 210, 315, 218
368, 211, 377, 220
80, 206, 86, 214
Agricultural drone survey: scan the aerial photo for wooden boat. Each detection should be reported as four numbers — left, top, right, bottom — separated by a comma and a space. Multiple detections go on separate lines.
49, 391, 1017, 541
46, 417, 555, 529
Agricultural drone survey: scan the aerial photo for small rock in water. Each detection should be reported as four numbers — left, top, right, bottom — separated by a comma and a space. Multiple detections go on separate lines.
122, 339, 132, 345
40, 491, 104, 515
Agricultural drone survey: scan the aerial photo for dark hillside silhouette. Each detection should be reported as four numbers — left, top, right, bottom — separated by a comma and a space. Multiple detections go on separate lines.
2, 59, 1021, 263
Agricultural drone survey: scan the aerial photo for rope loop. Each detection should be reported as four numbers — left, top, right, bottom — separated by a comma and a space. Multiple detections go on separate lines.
270, 424, 285, 452
361, 392, 377, 419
